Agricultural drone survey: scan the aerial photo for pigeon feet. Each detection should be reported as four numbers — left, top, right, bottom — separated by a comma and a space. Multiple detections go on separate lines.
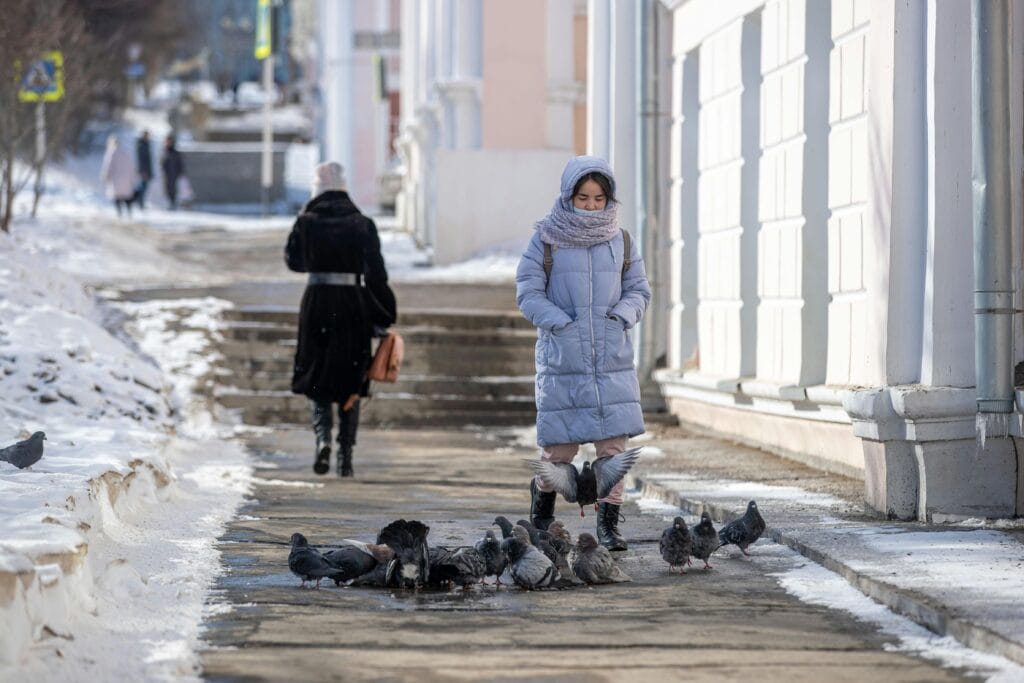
703, 561, 713, 570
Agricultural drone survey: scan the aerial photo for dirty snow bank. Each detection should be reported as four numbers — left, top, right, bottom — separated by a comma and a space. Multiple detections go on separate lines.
0, 184, 251, 678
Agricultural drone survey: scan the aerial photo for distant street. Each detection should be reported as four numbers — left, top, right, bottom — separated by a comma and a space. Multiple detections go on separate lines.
200, 426, 977, 683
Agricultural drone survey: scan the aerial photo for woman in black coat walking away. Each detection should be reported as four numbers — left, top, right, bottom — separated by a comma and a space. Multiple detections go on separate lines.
285, 162, 397, 476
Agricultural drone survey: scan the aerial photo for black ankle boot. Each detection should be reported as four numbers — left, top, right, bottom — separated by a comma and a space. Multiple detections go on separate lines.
337, 401, 359, 478
311, 401, 332, 475
596, 502, 628, 551
338, 444, 354, 478
530, 478, 557, 531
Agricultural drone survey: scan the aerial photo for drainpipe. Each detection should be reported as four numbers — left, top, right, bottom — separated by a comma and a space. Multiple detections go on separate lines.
635, 0, 664, 409
972, 0, 1014, 413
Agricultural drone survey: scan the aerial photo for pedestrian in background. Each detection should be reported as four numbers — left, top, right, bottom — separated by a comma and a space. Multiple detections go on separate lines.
100, 134, 136, 218
516, 156, 651, 551
160, 134, 184, 209
134, 130, 153, 209
285, 162, 397, 477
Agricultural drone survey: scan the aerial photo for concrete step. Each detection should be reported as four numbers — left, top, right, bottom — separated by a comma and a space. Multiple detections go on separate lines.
220, 321, 538, 347
219, 340, 538, 377
222, 306, 534, 331
218, 371, 536, 398
216, 389, 537, 427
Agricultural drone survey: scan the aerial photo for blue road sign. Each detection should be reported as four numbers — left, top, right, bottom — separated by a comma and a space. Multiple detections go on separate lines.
19, 52, 64, 102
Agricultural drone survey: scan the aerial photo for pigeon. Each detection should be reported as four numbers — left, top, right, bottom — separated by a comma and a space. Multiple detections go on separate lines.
659, 516, 693, 574
690, 511, 722, 570
493, 515, 516, 539
572, 532, 631, 584
0, 431, 45, 469
528, 447, 643, 515
502, 526, 559, 590
377, 519, 431, 587
546, 520, 583, 585
323, 541, 395, 586
288, 533, 341, 588
474, 529, 508, 585
428, 545, 487, 589
516, 520, 560, 565
718, 500, 766, 556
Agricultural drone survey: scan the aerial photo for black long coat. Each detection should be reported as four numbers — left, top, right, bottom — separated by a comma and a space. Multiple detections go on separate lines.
285, 191, 397, 402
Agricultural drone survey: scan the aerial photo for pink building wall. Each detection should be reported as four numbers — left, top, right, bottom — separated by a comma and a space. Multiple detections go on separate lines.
481, 0, 548, 149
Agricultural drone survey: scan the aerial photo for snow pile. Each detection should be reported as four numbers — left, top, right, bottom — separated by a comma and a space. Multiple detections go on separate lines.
0, 193, 251, 677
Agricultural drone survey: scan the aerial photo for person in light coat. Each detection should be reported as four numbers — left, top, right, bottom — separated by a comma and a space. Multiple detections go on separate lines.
100, 135, 136, 217
515, 156, 651, 551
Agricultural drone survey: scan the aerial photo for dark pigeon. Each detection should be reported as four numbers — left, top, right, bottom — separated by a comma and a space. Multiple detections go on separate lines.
493, 515, 516, 539
0, 431, 45, 469
718, 501, 766, 556
572, 532, 631, 584
691, 511, 722, 569
288, 533, 341, 588
659, 516, 693, 574
502, 526, 558, 590
428, 545, 487, 589
528, 447, 643, 515
323, 541, 395, 586
377, 519, 431, 587
517, 519, 579, 585
474, 529, 508, 585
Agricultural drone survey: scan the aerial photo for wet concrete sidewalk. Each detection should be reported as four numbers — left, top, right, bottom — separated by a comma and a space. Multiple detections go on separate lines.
627, 427, 1024, 669
199, 425, 982, 682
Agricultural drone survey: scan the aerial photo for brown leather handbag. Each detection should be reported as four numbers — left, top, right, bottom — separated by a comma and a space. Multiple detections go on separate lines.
367, 332, 404, 383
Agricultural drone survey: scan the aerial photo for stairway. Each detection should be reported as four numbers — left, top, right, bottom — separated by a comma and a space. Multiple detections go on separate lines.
213, 306, 539, 428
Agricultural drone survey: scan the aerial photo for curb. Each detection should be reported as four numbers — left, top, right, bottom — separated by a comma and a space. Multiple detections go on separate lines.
628, 473, 1024, 668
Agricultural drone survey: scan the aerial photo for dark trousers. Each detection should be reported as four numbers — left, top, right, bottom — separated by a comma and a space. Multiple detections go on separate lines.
114, 198, 132, 217
310, 399, 361, 448
134, 177, 150, 209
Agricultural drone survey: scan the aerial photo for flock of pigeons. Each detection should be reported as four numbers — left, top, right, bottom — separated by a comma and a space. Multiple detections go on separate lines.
288, 501, 767, 591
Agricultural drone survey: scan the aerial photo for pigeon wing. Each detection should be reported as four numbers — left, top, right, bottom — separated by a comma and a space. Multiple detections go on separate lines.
527, 460, 579, 503
593, 447, 643, 499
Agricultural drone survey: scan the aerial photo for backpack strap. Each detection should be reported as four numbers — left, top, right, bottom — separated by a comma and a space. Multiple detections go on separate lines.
543, 242, 554, 282
621, 229, 631, 277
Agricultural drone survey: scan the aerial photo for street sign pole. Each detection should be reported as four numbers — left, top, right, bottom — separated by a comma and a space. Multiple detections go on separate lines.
261, 53, 274, 215
33, 101, 46, 211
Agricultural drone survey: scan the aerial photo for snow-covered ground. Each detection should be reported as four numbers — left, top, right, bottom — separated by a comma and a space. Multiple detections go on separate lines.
0, 151, 253, 677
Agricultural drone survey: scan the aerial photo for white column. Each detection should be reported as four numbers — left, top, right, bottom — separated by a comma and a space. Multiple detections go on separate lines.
546, 0, 576, 149
445, 0, 481, 149
319, 0, 354, 174
396, 0, 423, 234
587, 0, 611, 158
610, 0, 637, 224
922, 0, 973, 387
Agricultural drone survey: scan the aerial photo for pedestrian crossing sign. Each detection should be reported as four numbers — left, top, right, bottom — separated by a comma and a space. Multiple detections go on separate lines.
255, 0, 271, 59
18, 51, 64, 102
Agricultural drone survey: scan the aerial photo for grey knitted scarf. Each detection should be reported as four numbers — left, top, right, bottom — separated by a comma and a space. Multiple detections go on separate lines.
534, 199, 619, 248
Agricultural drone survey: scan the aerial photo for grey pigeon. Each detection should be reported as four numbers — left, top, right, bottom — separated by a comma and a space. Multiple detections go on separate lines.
659, 516, 693, 574
572, 532, 631, 584
502, 526, 559, 590
691, 511, 721, 569
474, 529, 508, 585
493, 515, 515, 539
428, 545, 487, 589
288, 533, 341, 589
546, 520, 583, 585
323, 541, 394, 586
0, 431, 45, 469
528, 447, 643, 515
718, 500, 766, 556
518, 519, 580, 586
377, 519, 431, 587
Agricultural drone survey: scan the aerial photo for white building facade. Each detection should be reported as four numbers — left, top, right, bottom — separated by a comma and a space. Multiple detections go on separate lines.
656, 0, 1024, 520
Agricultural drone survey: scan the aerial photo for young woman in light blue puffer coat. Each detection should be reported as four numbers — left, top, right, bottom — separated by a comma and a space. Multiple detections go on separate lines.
515, 156, 651, 551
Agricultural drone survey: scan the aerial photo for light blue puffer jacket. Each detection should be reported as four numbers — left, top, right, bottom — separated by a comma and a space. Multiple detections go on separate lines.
515, 157, 652, 447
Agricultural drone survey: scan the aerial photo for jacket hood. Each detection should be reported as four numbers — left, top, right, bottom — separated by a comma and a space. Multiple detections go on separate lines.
558, 156, 616, 210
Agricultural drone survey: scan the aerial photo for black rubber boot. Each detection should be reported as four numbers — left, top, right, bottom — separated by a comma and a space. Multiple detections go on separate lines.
337, 401, 360, 478
596, 502, 628, 552
311, 401, 332, 475
529, 478, 557, 531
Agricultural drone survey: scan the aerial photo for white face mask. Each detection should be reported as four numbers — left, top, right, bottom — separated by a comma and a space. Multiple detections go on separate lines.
572, 206, 603, 216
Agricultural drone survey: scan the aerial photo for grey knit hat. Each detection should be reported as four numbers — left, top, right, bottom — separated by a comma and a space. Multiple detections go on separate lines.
312, 161, 347, 197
